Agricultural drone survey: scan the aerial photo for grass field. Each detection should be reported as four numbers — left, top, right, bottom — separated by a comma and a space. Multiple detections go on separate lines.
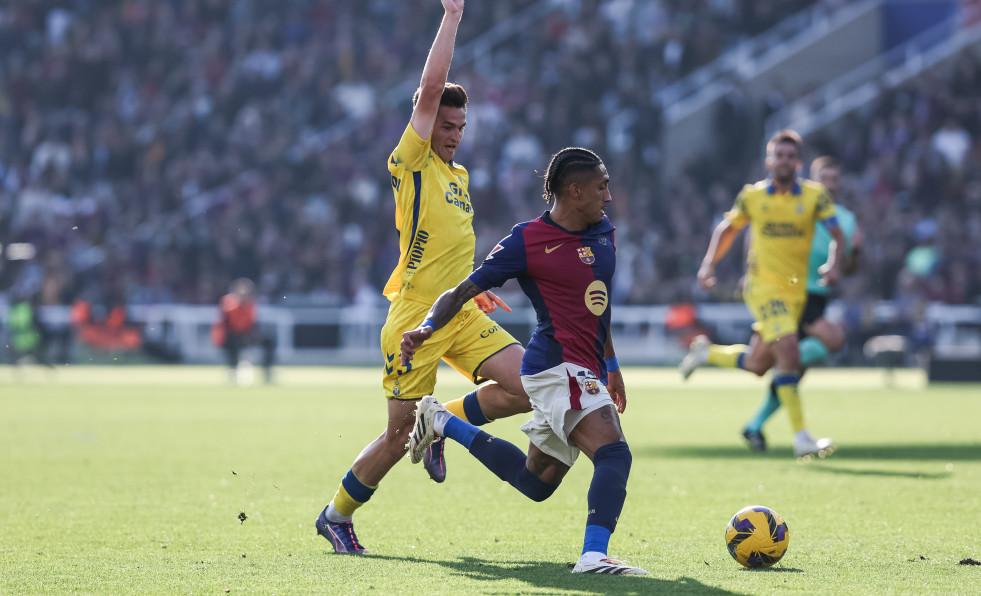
1, 365, 979, 594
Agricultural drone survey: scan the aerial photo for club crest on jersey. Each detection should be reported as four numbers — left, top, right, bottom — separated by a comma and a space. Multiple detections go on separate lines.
577, 247, 595, 264
584, 380, 601, 395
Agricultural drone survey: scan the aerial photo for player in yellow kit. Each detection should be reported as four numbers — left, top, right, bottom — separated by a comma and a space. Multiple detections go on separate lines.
314, 0, 530, 554
680, 130, 846, 459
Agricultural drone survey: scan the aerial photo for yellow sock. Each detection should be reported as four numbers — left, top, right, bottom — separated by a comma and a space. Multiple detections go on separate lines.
332, 470, 377, 516
707, 344, 748, 369
444, 397, 469, 422
773, 373, 805, 433
443, 389, 491, 424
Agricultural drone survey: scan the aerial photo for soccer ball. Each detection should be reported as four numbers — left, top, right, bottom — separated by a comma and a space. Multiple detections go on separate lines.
725, 505, 789, 568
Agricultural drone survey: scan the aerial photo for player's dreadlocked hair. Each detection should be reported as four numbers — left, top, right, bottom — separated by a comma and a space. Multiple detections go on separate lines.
541, 147, 603, 204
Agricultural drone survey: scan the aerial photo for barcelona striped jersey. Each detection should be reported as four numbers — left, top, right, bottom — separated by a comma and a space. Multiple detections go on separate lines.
469, 212, 616, 383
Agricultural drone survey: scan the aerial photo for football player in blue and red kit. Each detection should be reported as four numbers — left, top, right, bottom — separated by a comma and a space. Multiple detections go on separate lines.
400, 147, 648, 575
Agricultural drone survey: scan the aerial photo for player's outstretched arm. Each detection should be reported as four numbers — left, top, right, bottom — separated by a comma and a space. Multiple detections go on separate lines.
401, 278, 483, 365
697, 219, 740, 290
409, 0, 464, 140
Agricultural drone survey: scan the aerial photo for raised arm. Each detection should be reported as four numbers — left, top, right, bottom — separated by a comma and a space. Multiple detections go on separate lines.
409, 0, 464, 140
697, 219, 742, 291
400, 277, 483, 365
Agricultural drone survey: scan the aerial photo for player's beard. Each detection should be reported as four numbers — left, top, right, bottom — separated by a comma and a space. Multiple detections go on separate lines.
773, 167, 795, 186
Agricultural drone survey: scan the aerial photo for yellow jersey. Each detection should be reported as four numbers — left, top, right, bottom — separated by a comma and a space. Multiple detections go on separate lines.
383, 123, 477, 304
725, 179, 836, 295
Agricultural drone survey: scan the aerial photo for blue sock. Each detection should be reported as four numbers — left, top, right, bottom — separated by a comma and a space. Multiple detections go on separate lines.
583, 441, 631, 555
462, 390, 491, 425
442, 415, 480, 450
745, 381, 781, 433
582, 525, 612, 556
468, 431, 558, 502
340, 469, 375, 503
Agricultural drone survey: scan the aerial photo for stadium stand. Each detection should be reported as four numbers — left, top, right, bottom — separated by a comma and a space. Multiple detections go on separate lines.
0, 0, 977, 366
1, 0, 827, 308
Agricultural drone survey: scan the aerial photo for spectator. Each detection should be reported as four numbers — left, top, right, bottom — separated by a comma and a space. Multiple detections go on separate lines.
212, 277, 274, 385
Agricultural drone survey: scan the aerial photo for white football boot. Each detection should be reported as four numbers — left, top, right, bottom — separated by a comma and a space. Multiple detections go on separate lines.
572, 553, 649, 575
793, 433, 836, 460
406, 395, 445, 464
679, 335, 711, 380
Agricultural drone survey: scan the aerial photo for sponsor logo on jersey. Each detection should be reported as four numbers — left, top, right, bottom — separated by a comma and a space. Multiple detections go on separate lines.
577, 246, 595, 264
445, 181, 472, 213
406, 230, 430, 271
584, 280, 609, 316
761, 222, 805, 238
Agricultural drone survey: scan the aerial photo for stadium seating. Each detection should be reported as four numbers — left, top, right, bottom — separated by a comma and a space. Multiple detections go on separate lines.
1, 0, 977, 333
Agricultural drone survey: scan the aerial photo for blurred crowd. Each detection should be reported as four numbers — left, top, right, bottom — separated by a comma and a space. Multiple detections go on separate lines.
1, 0, 978, 323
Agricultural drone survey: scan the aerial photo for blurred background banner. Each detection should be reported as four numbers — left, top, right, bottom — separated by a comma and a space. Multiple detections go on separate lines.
0, 0, 978, 373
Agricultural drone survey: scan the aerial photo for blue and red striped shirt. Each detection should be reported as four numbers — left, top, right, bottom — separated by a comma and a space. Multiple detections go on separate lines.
469, 212, 616, 383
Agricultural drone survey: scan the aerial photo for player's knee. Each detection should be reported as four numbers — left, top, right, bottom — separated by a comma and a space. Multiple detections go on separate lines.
517, 466, 559, 502
742, 357, 770, 377
386, 419, 416, 450
776, 347, 801, 371
497, 375, 528, 403
505, 389, 532, 413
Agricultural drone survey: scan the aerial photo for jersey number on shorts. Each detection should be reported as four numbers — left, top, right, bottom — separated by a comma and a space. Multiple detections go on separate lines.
757, 299, 788, 321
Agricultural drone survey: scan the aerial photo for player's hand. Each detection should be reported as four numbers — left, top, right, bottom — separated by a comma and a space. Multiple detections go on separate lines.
442, 0, 464, 17
818, 263, 839, 287
400, 326, 434, 366
697, 262, 717, 291
473, 290, 511, 314
606, 369, 627, 414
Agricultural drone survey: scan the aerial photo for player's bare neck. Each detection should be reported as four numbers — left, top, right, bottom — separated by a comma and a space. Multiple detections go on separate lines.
548, 206, 587, 234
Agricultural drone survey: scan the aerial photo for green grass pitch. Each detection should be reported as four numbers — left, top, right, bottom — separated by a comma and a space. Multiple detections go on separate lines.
1, 365, 979, 594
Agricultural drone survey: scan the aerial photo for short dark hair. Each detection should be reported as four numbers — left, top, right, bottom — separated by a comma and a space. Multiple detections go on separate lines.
412, 82, 468, 109
542, 147, 603, 203
810, 155, 841, 179
766, 129, 803, 158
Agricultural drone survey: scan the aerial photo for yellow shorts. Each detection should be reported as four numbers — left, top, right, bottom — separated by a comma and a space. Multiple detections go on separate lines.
380, 295, 520, 400
744, 289, 804, 344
